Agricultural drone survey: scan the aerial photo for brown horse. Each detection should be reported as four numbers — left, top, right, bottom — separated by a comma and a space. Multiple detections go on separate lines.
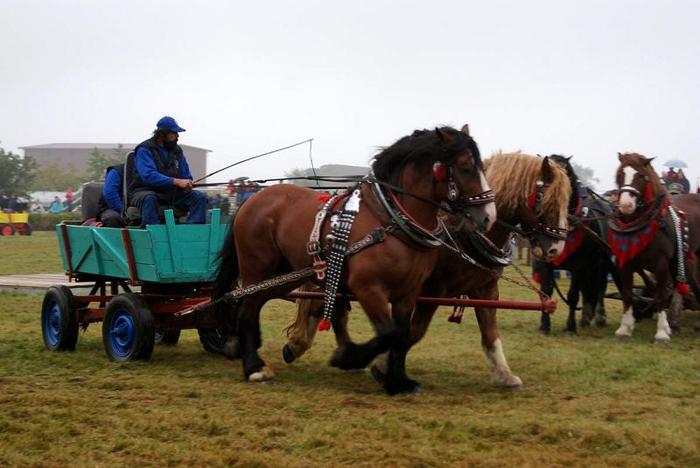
214, 126, 496, 394
611, 153, 700, 342
285, 152, 571, 390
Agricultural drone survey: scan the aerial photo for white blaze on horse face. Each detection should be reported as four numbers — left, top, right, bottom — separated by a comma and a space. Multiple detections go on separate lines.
619, 166, 638, 214
479, 170, 497, 230
622, 166, 637, 186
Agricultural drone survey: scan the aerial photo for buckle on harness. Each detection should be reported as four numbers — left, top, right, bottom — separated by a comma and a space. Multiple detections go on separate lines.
306, 240, 321, 256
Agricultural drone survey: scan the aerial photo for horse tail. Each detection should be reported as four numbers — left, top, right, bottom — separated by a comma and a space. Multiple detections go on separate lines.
213, 214, 239, 301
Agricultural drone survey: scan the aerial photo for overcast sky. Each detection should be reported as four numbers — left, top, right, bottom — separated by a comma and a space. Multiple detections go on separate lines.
2, 0, 698, 191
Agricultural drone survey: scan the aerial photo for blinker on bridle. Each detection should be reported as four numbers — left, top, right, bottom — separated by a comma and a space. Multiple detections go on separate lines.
525, 179, 568, 241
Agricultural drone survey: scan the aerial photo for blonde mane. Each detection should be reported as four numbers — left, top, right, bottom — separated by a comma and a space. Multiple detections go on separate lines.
485, 151, 571, 225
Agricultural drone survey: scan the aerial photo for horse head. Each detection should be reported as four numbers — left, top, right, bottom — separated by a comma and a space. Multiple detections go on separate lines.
487, 152, 571, 262
372, 125, 496, 233
615, 153, 663, 216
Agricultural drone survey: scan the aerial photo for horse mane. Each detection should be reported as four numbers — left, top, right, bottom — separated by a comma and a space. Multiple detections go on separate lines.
485, 151, 571, 223
549, 154, 580, 213
617, 152, 666, 196
371, 127, 481, 183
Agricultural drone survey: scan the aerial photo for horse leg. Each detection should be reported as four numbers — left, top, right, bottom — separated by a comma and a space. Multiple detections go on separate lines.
615, 269, 636, 338
371, 301, 439, 385
537, 263, 554, 335
594, 270, 608, 327
237, 295, 275, 382
382, 299, 420, 395
282, 297, 323, 364
330, 286, 394, 371
565, 272, 580, 334
472, 284, 521, 387
653, 262, 672, 344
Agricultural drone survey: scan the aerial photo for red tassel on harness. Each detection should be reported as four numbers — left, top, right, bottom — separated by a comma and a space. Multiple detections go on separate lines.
318, 319, 331, 331
317, 194, 331, 202
676, 282, 690, 295
448, 309, 463, 324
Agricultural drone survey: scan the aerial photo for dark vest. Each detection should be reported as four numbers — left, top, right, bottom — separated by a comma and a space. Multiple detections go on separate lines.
97, 164, 126, 215
128, 137, 184, 200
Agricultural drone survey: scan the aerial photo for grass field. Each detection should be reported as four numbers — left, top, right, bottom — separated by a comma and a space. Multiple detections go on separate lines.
1, 235, 699, 466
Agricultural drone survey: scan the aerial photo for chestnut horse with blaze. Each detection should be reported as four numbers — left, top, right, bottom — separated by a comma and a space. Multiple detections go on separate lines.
612, 153, 700, 343
213, 126, 495, 394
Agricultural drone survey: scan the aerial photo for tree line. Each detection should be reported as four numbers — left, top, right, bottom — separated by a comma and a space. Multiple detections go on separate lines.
0, 144, 128, 195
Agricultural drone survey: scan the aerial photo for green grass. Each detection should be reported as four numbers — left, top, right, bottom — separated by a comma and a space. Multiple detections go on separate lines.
0, 231, 63, 275
1, 236, 699, 466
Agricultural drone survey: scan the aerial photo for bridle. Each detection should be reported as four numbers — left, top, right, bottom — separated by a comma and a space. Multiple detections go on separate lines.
522, 179, 568, 241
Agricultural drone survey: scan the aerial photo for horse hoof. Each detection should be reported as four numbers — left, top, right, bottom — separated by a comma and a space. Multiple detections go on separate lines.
654, 335, 670, 345
595, 318, 607, 327
579, 319, 591, 328
494, 373, 523, 388
282, 344, 296, 364
563, 329, 577, 337
615, 328, 632, 339
370, 365, 386, 384
222, 338, 241, 360
539, 328, 550, 336
248, 366, 275, 382
385, 378, 421, 396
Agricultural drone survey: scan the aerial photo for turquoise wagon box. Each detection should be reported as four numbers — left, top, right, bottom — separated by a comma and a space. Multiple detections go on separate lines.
56, 210, 228, 283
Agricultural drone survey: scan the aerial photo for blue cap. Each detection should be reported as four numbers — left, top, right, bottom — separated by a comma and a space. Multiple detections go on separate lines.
156, 116, 186, 133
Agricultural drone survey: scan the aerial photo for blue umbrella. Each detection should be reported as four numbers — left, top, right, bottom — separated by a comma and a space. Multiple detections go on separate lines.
664, 159, 687, 168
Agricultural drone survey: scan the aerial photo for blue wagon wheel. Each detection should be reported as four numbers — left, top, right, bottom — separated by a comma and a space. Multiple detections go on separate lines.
41, 285, 79, 351
102, 294, 154, 362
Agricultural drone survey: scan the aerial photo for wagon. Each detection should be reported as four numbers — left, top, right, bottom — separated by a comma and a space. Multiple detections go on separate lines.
42, 207, 555, 363
41, 209, 228, 361
0, 212, 32, 236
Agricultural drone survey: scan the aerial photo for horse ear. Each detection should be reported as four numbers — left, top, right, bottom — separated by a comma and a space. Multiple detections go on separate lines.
436, 127, 447, 142
541, 156, 555, 184
461, 124, 470, 135
617, 152, 624, 162
644, 156, 656, 166
566, 155, 573, 161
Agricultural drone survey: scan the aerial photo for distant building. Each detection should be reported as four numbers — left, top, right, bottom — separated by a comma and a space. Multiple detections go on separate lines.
20, 143, 211, 180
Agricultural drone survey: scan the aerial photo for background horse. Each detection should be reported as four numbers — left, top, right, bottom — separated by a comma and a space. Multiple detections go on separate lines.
214, 126, 495, 394
285, 151, 571, 390
535, 155, 616, 335
611, 153, 700, 343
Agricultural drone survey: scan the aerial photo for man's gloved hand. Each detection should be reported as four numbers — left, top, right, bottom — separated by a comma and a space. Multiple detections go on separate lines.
173, 178, 193, 192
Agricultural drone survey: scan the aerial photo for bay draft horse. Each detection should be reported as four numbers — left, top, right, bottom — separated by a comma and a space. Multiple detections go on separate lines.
612, 153, 700, 343
214, 126, 496, 394
535, 155, 616, 335
285, 151, 571, 390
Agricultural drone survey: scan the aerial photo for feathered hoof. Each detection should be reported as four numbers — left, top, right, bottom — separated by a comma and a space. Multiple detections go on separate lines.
538, 328, 551, 336
654, 335, 671, 345
615, 329, 632, 339
385, 378, 421, 396
494, 373, 523, 389
248, 366, 275, 382
595, 317, 607, 327
563, 329, 577, 337
282, 344, 296, 364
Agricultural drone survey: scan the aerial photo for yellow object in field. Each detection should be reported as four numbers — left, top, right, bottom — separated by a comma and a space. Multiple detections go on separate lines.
0, 212, 29, 223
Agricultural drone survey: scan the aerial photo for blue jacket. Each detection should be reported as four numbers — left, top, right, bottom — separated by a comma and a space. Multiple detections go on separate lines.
102, 165, 124, 212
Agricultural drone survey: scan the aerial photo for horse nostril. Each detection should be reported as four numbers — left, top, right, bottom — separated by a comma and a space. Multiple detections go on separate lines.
548, 247, 559, 256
